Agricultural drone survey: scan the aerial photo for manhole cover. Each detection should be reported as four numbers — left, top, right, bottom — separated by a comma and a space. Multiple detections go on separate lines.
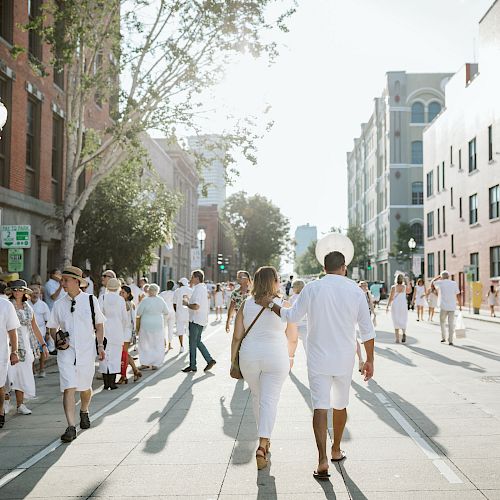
481, 376, 500, 383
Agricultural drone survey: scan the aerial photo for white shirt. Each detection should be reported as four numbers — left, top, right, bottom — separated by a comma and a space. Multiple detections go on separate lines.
85, 277, 94, 296
280, 274, 375, 376
99, 291, 128, 344
189, 283, 209, 326
47, 291, 105, 367
44, 278, 67, 310
28, 299, 50, 336
435, 279, 460, 311
129, 284, 143, 306
174, 285, 192, 321
0, 299, 21, 364
159, 290, 175, 316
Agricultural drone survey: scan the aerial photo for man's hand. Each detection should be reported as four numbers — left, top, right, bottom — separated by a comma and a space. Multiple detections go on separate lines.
56, 339, 70, 350
225, 322, 230, 334
362, 360, 374, 381
98, 346, 106, 361
9, 352, 19, 366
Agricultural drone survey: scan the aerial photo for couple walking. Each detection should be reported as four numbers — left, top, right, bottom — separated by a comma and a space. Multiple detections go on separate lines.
231, 251, 375, 478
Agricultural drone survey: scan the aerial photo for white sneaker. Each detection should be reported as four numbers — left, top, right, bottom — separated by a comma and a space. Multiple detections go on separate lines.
17, 404, 32, 415
37, 370, 46, 378
179, 346, 185, 353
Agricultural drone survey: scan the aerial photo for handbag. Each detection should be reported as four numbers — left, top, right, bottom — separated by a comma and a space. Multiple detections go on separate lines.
230, 304, 266, 380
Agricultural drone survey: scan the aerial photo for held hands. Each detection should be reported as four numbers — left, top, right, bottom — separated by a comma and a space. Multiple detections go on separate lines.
9, 352, 19, 366
362, 360, 374, 381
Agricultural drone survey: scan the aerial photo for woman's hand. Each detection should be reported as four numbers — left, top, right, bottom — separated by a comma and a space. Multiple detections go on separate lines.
225, 322, 230, 334
42, 344, 50, 357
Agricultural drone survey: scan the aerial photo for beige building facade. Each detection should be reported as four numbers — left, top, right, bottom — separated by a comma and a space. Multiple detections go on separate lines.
423, 0, 500, 300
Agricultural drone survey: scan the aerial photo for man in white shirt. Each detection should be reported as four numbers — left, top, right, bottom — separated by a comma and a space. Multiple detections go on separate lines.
126, 277, 143, 306
182, 269, 215, 373
432, 271, 461, 345
257, 251, 375, 479
173, 278, 191, 350
98, 269, 116, 298
47, 266, 106, 443
159, 280, 179, 352
0, 294, 20, 429
83, 270, 94, 296
29, 285, 52, 375
44, 269, 67, 310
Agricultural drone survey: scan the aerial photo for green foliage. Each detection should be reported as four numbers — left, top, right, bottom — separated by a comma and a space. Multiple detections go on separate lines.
346, 225, 369, 269
74, 158, 181, 276
222, 191, 290, 273
391, 222, 414, 263
295, 241, 321, 276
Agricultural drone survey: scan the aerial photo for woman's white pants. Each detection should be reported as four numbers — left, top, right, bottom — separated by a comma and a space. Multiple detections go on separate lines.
239, 356, 289, 439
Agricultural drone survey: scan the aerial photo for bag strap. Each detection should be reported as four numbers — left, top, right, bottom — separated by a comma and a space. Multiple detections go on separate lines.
89, 295, 96, 333
241, 302, 266, 341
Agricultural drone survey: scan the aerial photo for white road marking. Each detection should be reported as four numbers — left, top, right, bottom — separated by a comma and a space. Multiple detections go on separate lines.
0, 325, 223, 490
374, 392, 462, 484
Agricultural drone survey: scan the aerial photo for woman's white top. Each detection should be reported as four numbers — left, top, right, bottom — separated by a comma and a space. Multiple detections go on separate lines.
415, 285, 427, 306
214, 291, 223, 307
99, 291, 128, 345
239, 296, 288, 361
487, 290, 498, 306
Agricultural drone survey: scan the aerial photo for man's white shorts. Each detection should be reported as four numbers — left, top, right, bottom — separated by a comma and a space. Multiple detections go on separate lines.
58, 360, 95, 392
308, 371, 352, 410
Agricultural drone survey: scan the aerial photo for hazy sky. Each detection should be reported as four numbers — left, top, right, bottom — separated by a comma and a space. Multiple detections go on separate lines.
203, 0, 492, 239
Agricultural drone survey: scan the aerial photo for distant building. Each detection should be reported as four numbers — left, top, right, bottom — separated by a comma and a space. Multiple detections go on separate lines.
295, 224, 317, 259
347, 71, 452, 284
423, 0, 500, 300
188, 135, 227, 208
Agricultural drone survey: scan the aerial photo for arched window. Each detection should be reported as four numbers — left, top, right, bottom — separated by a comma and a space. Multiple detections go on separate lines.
412, 181, 423, 205
411, 102, 425, 123
428, 101, 442, 122
411, 141, 423, 164
411, 222, 423, 246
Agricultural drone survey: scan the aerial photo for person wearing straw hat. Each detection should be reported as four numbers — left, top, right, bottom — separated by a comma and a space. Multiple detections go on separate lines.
256, 248, 375, 480
47, 266, 106, 443
98, 278, 128, 390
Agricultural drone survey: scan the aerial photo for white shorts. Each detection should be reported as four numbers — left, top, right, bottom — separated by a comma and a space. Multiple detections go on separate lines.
308, 371, 352, 410
58, 359, 95, 392
0, 360, 8, 388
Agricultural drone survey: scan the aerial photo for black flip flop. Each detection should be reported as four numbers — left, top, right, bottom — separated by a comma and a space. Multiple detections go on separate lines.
331, 450, 347, 462
313, 470, 331, 480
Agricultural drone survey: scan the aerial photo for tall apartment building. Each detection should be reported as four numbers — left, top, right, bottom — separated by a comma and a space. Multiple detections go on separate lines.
347, 71, 452, 284
0, 2, 112, 279
423, 0, 500, 297
294, 224, 317, 259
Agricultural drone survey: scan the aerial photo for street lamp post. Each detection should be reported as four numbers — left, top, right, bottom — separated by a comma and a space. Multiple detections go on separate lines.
0, 101, 8, 136
408, 237, 416, 277
197, 228, 206, 271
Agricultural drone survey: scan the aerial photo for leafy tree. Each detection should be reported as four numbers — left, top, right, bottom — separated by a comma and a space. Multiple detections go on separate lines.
73, 158, 181, 276
23, 0, 296, 266
391, 222, 414, 264
347, 224, 370, 270
295, 241, 321, 276
222, 192, 290, 273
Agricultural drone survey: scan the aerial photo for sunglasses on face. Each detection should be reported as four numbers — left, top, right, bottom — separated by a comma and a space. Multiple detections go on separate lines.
12, 289, 24, 292
70, 299, 76, 313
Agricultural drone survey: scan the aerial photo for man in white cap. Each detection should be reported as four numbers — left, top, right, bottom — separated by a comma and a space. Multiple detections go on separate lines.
126, 277, 143, 306
99, 269, 116, 298
431, 270, 461, 345
256, 251, 375, 479
47, 266, 106, 442
173, 278, 191, 352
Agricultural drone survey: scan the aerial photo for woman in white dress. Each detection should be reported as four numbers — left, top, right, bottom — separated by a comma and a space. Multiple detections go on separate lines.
487, 285, 498, 317
231, 266, 298, 470
213, 283, 224, 321
426, 283, 438, 321
289, 279, 307, 346
412, 278, 427, 322
7, 280, 49, 414
118, 285, 141, 383
98, 278, 128, 390
159, 280, 176, 351
136, 284, 169, 370
386, 274, 411, 343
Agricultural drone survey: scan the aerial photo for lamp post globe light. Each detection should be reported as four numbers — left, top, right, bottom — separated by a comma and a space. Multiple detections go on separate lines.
0, 101, 7, 133
408, 237, 416, 277
197, 228, 206, 269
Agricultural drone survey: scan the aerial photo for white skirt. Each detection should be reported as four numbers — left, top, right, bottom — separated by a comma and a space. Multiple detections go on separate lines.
99, 342, 123, 374
391, 293, 408, 330
138, 328, 165, 367
8, 356, 36, 399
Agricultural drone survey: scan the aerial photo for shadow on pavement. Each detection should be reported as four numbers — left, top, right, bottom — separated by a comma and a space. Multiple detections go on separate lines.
455, 344, 500, 363
256, 458, 277, 499
374, 345, 416, 367
335, 462, 367, 500
373, 329, 418, 345
406, 344, 485, 372
220, 378, 253, 464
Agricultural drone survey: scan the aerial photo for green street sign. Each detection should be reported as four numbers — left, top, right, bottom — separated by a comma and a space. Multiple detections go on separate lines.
8, 249, 24, 272
1, 225, 31, 249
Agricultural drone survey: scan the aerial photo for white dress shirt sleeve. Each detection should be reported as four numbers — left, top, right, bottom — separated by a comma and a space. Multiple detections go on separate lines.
280, 287, 308, 324
357, 292, 376, 343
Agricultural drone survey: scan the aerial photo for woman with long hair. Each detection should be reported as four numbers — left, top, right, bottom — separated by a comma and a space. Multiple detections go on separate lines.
386, 274, 411, 343
119, 286, 142, 383
426, 283, 438, 321
226, 270, 252, 333
213, 283, 224, 321
7, 280, 49, 414
231, 266, 298, 470
412, 278, 427, 322
487, 285, 498, 317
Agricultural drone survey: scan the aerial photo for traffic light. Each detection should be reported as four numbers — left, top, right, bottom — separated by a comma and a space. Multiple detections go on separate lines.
217, 253, 224, 270
367, 259, 372, 271
224, 257, 230, 267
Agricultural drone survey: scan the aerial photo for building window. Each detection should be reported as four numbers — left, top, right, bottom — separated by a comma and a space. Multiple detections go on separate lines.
491, 246, 500, 277
411, 141, 423, 164
426, 171, 433, 197
438, 251, 441, 275
441, 161, 445, 189
28, 0, 43, 62
469, 193, 478, 224
25, 97, 41, 197
411, 222, 423, 246
427, 253, 435, 278
411, 102, 425, 123
450, 145, 453, 165
443, 249, 447, 270
0, 0, 14, 43
427, 211, 434, 237
470, 253, 479, 281
468, 138, 477, 172
442, 205, 446, 233
459, 197, 463, 218
436, 166, 440, 192
451, 234, 454, 254
0, 75, 11, 187
412, 181, 423, 205
451, 187, 454, 207
428, 101, 442, 122
489, 125, 493, 162
459, 148, 462, 169
52, 114, 64, 204
437, 208, 441, 234
489, 185, 500, 219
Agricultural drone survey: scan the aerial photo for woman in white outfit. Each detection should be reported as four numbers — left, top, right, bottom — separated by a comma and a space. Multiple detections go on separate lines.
231, 266, 298, 470
173, 278, 191, 352
412, 278, 427, 322
7, 280, 49, 414
289, 279, 307, 346
136, 284, 169, 369
98, 278, 128, 390
426, 284, 438, 321
213, 283, 224, 321
159, 280, 176, 351
118, 285, 141, 383
386, 274, 411, 343
486, 285, 498, 317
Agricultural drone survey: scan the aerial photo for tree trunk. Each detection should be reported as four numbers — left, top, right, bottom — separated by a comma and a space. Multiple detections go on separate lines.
60, 214, 77, 268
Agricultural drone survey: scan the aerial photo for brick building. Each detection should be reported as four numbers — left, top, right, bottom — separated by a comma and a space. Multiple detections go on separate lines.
0, 1, 112, 280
